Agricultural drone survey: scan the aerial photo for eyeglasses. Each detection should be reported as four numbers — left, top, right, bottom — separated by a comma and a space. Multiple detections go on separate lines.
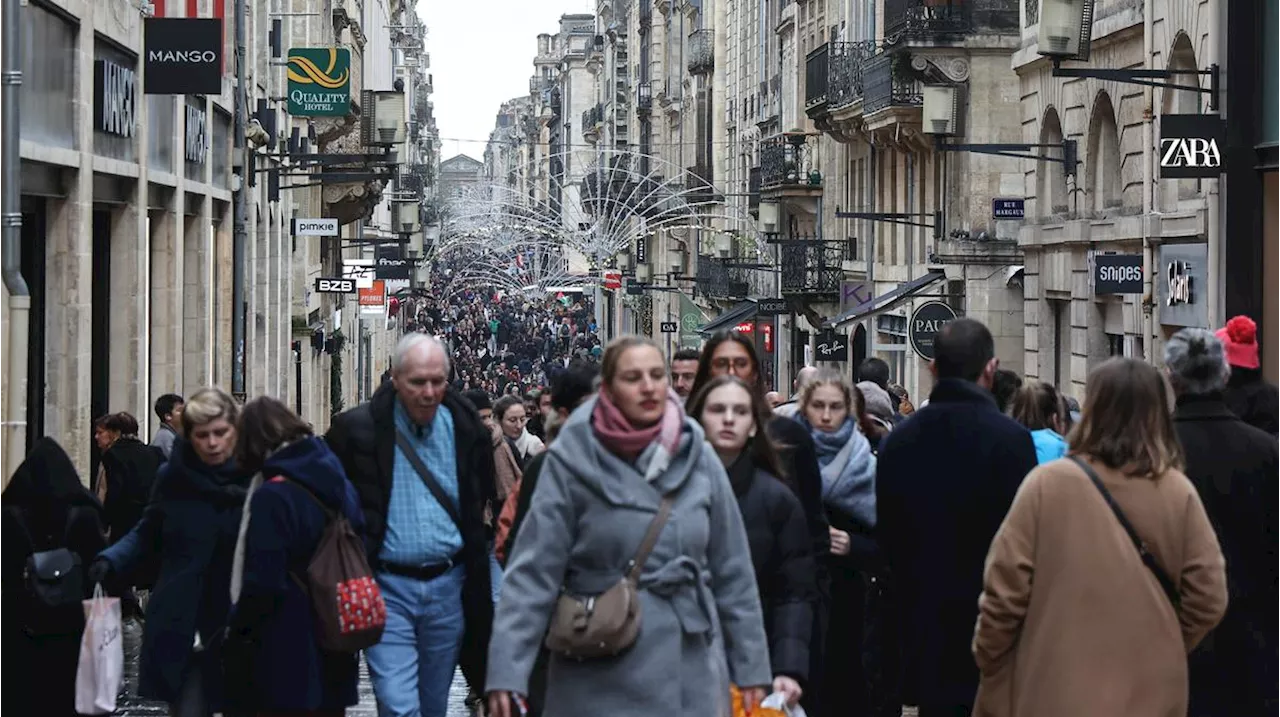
711, 357, 753, 372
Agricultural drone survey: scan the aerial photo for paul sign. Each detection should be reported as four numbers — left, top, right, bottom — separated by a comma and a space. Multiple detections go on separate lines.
909, 301, 958, 361
1159, 114, 1225, 179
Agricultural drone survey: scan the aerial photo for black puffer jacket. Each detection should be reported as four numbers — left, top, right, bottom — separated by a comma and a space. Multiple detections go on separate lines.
1224, 367, 1279, 435
726, 454, 817, 684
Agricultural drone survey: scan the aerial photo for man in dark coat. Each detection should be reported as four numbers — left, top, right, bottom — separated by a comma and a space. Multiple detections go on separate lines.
1166, 328, 1279, 716
326, 333, 496, 717
875, 318, 1037, 717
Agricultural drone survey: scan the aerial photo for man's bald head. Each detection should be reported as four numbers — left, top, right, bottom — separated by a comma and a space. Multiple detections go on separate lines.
793, 366, 819, 395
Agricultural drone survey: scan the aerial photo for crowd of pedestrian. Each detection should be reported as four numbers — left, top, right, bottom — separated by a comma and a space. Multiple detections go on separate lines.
1, 304, 1275, 717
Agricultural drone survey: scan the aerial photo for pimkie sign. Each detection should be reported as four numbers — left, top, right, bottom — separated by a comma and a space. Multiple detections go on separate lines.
287, 48, 352, 117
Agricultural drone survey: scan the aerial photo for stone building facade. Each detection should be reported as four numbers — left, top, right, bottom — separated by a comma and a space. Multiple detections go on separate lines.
0, 0, 434, 479
1013, 0, 1220, 397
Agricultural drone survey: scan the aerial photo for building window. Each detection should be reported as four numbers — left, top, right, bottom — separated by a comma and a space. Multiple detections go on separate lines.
1037, 108, 1069, 219
148, 95, 175, 173
22, 2, 78, 150
212, 108, 231, 188
1107, 332, 1124, 356
1086, 91, 1122, 213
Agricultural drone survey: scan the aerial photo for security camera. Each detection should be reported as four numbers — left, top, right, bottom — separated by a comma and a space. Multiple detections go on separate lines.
246, 119, 270, 148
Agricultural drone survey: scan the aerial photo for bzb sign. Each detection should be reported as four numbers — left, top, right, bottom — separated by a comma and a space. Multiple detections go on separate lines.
94, 59, 136, 138
1159, 115, 1225, 179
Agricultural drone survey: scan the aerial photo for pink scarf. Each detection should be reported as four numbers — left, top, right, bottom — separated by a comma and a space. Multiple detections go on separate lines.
592, 387, 684, 465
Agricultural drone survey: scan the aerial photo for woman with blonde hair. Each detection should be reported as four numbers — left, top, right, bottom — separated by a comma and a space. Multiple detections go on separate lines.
973, 358, 1228, 717
91, 387, 249, 717
486, 335, 770, 717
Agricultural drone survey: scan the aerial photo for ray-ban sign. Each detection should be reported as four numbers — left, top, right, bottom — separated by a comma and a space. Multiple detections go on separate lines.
1159, 115, 1225, 179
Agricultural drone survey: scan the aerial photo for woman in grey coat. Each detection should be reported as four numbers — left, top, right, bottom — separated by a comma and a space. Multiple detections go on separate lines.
486, 336, 773, 717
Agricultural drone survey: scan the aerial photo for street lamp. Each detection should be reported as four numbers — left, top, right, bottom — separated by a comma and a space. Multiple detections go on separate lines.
636, 261, 652, 284
668, 246, 685, 275
1036, 0, 1093, 61
715, 232, 732, 259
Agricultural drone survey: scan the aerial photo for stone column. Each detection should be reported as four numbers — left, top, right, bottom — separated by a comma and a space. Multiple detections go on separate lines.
183, 197, 214, 390
150, 197, 183, 403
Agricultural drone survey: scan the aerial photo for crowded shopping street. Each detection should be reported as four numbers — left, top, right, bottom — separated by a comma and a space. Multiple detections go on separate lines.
2, 0, 1278, 716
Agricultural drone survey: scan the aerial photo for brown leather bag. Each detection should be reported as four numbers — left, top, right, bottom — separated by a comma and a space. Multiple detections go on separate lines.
544, 495, 674, 660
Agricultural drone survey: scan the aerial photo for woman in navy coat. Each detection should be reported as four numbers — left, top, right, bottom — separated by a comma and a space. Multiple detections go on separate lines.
226, 396, 365, 715
91, 387, 247, 716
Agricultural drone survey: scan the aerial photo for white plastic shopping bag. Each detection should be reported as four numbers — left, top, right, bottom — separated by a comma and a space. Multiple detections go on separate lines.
760, 692, 808, 717
75, 584, 123, 715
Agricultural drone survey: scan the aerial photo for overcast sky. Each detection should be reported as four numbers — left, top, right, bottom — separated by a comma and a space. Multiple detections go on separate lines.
417, 0, 593, 163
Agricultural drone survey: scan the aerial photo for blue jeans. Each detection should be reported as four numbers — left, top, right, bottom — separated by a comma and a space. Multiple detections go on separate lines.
366, 564, 466, 717
488, 542, 503, 604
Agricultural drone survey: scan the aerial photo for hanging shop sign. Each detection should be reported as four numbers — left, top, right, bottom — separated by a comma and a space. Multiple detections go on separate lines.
1093, 253, 1144, 295
757, 298, 788, 316
635, 236, 648, 265
358, 280, 387, 314
291, 218, 340, 237
144, 18, 223, 95
909, 301, 958, 360
660, 321, 678, 333
992, 198, 1026, 219
678, 292, 707, 349
314, 277, 356, 294
1159, 114, 1226, 179
815, 330, 849, 362
1157, 243, 1209, 327
185, 103, 208, 164
287, 48, 352, 117
94, 59, 136, 138
376, 244, 415, 280
840, 280, 872, 315
602, 270, 622, 290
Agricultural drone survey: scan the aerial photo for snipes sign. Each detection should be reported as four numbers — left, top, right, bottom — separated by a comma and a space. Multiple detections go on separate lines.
144, 18, 223, 95
287, 48, 352, 117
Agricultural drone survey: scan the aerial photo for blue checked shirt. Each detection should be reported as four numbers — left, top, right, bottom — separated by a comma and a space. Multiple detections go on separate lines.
379, 399, 464, 566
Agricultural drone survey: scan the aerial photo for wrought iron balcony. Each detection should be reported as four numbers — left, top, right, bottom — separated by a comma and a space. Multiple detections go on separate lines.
581, 103, 604, 139
780, 240, 846, 297
696, 254, 750, 300
806, 41, 880, 119
685, 162, 718, 204
885, 0, 972, 39
549, 88, 561, 117
861, 52, 923, 115
637, 81, 653, 113
760, 134, 822, 191
688, 29, 714, 75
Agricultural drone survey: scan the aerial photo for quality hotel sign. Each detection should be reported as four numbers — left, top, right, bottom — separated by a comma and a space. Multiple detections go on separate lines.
287, 48, 351, 117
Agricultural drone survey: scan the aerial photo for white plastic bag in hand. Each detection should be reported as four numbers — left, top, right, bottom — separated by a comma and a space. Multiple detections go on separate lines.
75, 584, 123, 715
760, 692, 808, 717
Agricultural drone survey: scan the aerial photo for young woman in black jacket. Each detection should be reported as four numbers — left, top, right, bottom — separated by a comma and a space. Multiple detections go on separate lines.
689, 375, 817, 709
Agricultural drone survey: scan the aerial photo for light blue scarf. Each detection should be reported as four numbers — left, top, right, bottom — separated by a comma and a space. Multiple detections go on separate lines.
807, 418, 877, 530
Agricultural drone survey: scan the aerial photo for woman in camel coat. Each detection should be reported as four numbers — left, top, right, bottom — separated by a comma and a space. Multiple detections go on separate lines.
972, 358, 1228, 717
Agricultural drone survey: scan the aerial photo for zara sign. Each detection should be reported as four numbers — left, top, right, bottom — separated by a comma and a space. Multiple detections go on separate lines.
93, 59, 136, 138
1159, 114, 1226, 179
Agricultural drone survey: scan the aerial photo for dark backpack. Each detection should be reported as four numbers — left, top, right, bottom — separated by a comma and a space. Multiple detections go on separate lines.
280, 478, 387, 653
13, 509, 86, 635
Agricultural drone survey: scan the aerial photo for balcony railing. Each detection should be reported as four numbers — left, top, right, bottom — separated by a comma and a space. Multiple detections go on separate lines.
637, 81, 652, 113
806, 41, 880, 116
760, 134, 822, 190
696, 255, 750, 299
688, 29, 714, 75
885, 0, 972, 40
780, 240, 845, 297
861, 52, 923, 114
581, 103, 604, 138
686, 162, 718, 204
549, 88, 561, 116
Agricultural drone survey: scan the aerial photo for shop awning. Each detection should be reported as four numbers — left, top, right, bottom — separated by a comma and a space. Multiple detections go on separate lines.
824, 269, 947, 328
696, 300, 759, 335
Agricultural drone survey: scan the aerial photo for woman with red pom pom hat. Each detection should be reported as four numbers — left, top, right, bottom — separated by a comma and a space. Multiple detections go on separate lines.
1216, 315, 1279, 435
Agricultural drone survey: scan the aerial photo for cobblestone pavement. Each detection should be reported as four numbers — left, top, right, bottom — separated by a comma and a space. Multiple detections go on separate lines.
115, 618, 473, 716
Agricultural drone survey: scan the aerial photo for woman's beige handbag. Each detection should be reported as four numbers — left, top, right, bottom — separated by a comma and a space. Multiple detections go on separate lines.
544, 496, 673, 660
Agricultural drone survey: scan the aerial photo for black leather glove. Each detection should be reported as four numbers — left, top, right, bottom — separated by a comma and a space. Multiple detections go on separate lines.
87, 557, 112, 587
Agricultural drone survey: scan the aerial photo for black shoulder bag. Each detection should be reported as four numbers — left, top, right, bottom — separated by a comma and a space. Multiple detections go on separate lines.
394, 429, 464, 531
1068, 455, 1181, 609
